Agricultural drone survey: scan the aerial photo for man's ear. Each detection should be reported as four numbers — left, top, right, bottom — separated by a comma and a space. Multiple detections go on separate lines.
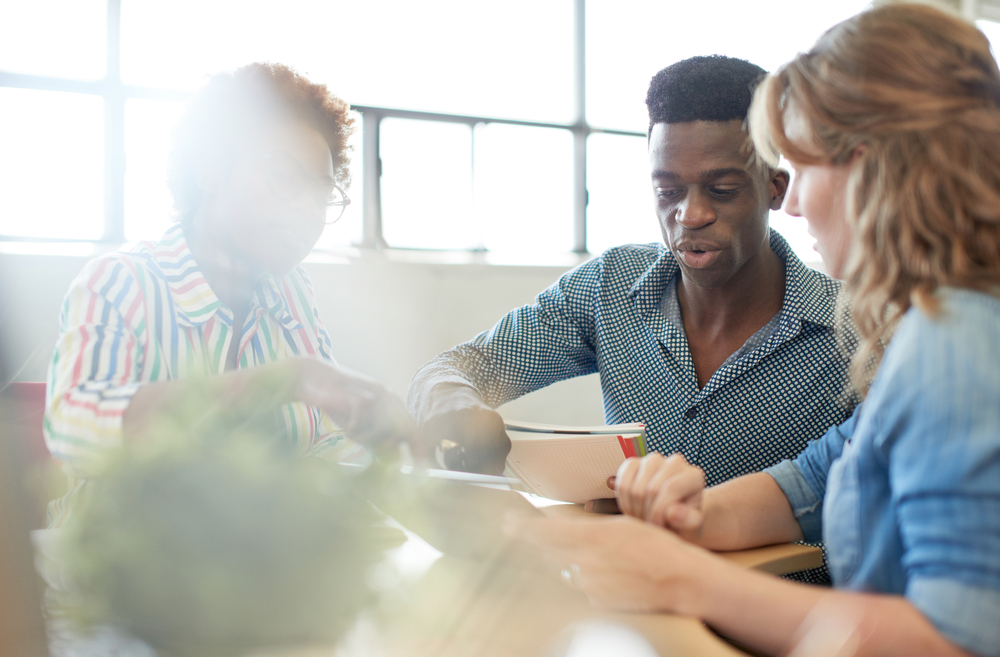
769, 168, 790, 211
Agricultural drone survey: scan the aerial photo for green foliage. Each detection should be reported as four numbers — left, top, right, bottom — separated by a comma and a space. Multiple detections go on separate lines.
61, 390, 401, 656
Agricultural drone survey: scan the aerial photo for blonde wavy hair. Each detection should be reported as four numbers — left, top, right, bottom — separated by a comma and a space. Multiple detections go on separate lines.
749, 2, 1000, 394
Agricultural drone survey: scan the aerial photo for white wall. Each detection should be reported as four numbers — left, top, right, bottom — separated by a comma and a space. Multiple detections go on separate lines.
0, 247, 605, 426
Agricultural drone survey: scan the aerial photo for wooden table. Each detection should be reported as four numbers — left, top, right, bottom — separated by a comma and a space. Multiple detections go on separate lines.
33, 477, 822, 657
541, 501, 823, 576
362, 500, 822, 657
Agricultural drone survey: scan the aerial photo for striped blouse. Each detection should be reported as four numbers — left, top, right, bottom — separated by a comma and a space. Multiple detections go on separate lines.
45, 224, 354, 514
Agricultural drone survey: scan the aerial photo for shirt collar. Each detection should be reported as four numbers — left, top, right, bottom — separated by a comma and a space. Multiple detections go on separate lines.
149, 224, 304, 331
627, 231, 840, 330
772, 231, 839, 330
252, 274, 307, 332
628, 246, 679, 321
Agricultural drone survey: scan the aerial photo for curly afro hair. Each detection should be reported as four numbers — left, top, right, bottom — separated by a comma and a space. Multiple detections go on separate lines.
646, 55, 767, 135
168, 62, 355, 226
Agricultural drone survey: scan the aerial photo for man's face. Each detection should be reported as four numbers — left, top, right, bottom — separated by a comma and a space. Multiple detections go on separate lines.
649, 120, 787, 289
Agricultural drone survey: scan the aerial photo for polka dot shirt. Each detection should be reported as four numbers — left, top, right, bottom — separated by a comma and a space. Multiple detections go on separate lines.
410, 231, 855, 487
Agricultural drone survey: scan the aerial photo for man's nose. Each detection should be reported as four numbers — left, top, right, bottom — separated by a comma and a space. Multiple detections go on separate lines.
676, 190, 716, 229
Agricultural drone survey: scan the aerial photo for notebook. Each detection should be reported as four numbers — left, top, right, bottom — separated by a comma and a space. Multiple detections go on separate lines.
503, 420, 647, 504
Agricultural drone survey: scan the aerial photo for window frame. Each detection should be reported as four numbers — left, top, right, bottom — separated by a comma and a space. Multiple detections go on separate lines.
0, 0, 649, 253
2, 0, 989, 252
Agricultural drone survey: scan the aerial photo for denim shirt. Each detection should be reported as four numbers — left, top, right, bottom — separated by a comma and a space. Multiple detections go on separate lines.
767, 288, 1000, 656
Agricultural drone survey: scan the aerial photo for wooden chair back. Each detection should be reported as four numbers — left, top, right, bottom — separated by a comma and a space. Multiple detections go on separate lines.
2, 383, 54, 529
0, 381, 51, 656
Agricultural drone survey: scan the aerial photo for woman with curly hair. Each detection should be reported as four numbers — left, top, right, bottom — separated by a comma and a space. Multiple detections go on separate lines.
45, 63, 414, 520
512, 5, 1000, 656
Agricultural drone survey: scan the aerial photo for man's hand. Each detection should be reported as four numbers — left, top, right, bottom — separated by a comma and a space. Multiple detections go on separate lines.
417, 383, 511, 475
614, 453, 706, 541
289, 358, 417, 450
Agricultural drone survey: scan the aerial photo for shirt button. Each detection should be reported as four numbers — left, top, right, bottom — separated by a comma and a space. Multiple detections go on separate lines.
685, 406, 699, 419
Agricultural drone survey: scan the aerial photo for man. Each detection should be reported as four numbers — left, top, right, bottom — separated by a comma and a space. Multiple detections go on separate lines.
408, 55, 854, 488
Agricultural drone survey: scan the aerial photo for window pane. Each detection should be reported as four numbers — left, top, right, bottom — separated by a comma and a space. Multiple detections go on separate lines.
121, 0, 281, 92
586, 133, 660, 254
315, 110, 363, 250
475, 124, 574, 254
0, 88, 103, 239
381, 119, 473, 250
334, 0, 574, 121
124, 99, 185, 241
586, 0, 871, 132
977, 19, 1000, 55
0, 0, 106, 80
120, 0, 573, 122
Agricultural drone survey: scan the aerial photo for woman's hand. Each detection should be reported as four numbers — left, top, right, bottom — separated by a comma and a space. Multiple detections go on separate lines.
614, 453, 706, 541
287, 358, 417, 449
507, 515, 972, 657
505, 513, 711, 614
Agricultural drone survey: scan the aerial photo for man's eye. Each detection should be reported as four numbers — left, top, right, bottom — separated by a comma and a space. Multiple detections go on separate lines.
656, 189, 681, 199
711, 187, 739, 197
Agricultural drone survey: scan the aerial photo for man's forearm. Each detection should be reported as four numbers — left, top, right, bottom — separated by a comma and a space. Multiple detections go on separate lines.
407, 347, 487, 424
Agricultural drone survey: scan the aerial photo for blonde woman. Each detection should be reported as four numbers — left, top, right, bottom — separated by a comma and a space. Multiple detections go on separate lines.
511, 5, 1000, 656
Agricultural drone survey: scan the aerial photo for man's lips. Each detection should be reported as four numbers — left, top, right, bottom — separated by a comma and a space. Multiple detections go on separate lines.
675, 243, 724, 268
675, 241, 723, 253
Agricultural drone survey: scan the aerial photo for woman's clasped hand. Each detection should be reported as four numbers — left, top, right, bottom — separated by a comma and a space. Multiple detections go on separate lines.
612, 453, 706, 539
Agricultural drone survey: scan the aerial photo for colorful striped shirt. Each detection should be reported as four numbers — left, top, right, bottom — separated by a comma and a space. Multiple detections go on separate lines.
45, 224, 354, 520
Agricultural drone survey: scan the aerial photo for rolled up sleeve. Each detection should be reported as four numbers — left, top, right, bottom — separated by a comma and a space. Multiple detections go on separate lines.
764, 409, 856, 544
45, 261, 145, 476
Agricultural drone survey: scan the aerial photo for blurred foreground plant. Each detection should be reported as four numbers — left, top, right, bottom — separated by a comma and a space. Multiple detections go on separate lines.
59, 382, 403, 657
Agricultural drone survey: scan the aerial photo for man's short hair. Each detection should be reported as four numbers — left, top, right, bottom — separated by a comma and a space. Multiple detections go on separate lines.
646, 55, 767, 134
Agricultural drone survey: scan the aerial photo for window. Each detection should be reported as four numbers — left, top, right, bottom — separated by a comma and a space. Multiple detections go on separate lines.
2, 0, 992, 264
0, 0, 106, 81
0, 88, 104, 240
585, 0, 872, 132
123, 99, 183, 241
474, 123, 575, 254
586, 133, 659, 254
381, 119, 474, 250
119, 0, 574, 123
